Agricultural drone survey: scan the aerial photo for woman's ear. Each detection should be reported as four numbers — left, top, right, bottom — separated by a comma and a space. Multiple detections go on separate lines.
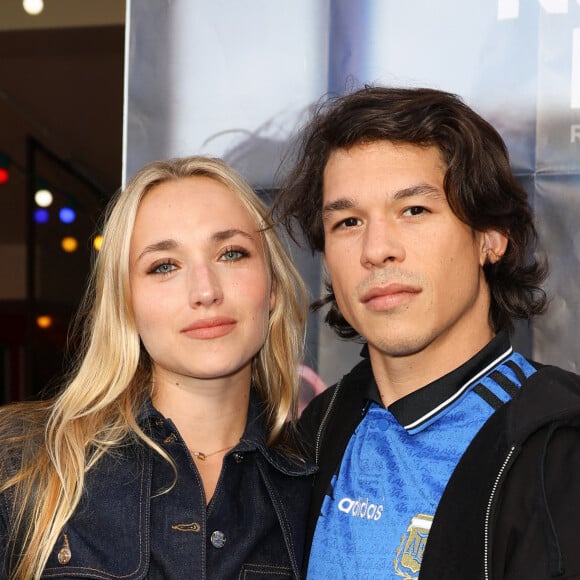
480, 229, 509, 265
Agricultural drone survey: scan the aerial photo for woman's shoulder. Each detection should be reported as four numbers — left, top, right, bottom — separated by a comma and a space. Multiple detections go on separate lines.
0, 399, 50, 436
0, 400, 51, 469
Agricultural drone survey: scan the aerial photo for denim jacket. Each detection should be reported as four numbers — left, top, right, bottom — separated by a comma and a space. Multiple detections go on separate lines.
0, 392, 316, 579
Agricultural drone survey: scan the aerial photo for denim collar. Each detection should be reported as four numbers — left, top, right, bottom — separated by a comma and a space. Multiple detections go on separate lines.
240, 390, 316, 476
139, 389, 315, 477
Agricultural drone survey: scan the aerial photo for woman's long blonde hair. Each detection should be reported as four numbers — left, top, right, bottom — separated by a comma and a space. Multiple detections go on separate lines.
0, 156, 307, 579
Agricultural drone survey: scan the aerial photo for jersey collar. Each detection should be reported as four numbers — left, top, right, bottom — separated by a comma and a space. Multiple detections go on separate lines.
363, 330, 513, 431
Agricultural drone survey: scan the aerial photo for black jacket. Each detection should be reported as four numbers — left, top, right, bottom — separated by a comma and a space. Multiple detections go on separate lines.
299, 358, 580, 579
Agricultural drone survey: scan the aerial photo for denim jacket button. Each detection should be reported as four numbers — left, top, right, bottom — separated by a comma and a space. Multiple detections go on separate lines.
163, 433, 177, 444
210, 530, 227, 548
57, 533, 72, 565
232, 452, 244, 463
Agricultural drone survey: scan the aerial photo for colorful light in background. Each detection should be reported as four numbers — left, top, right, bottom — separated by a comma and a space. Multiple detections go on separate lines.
36, 315, 53, 329
93, 234, 103, 251
59, 207, 76, 224
33, 208, 49, 224
0, 154, 10, 185
22, 0, 44, 16
34, 188, 53, 207
61, 236, 78, 253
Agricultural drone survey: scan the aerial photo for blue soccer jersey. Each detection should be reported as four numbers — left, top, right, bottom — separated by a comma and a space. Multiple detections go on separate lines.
307, 344, 537, 579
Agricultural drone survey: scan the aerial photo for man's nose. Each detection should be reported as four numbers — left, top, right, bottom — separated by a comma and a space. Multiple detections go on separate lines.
360, 219, 405, 268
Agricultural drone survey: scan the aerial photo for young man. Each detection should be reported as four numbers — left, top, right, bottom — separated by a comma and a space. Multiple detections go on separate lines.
275, 87, 580, 579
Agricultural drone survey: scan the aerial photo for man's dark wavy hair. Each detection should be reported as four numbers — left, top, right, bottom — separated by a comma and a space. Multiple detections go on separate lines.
274, 86, 547, 338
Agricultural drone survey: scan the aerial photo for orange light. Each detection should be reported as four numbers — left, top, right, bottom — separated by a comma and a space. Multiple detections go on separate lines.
93, 234, 103, 251
61, 236, 78, 253
36, 315, 53, 329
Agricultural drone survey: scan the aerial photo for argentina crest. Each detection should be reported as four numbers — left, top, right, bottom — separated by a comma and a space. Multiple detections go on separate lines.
393, 514, 433, 579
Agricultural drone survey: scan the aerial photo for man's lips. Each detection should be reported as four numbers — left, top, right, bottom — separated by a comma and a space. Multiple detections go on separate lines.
180, 317, 237, 339
360, 283, 421, 310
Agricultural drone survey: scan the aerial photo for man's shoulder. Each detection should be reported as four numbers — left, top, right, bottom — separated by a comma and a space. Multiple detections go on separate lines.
420, 364, 580, 580
524, 362, 580, 389
303, 358, 372, 416
297, 358, 373, 456
509, 363, 580, 438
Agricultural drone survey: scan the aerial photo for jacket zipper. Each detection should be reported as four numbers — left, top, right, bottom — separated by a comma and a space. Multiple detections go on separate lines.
484, 445, 517, 580
315, 379, 342, 465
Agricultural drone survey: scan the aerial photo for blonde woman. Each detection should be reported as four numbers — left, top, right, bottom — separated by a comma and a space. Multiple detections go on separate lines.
0, 156, 314, 579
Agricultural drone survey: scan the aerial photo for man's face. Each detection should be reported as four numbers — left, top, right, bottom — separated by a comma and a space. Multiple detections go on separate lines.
322, 140, 501, 365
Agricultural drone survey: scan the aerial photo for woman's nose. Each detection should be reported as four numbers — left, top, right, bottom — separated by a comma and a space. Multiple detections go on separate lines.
188, 263, 224, 307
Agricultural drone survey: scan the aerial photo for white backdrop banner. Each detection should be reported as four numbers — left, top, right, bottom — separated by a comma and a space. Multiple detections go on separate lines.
125, 0, 580, 398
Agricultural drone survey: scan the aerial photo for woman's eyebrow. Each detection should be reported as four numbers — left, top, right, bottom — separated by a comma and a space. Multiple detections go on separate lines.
136, 239, 178, 262
136, 229, 257, 262
212, 228, 255, 242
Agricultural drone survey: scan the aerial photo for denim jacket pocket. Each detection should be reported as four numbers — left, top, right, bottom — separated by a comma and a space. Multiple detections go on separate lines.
239, 562, 293, 578
41, 448, 151, 579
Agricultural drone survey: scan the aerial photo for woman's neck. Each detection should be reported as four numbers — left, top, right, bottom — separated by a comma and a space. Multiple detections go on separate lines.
152, 374, 251, 503
152, 374, 251, 451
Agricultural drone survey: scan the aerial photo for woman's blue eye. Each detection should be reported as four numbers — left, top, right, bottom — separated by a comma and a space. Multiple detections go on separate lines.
154, 263, 176, 274
222, 249, 245, 261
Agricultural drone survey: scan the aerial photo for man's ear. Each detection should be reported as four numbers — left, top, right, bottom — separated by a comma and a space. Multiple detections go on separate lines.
480, 230, 509, 266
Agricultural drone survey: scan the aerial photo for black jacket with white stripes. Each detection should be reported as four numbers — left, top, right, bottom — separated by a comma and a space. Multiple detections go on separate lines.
298, 335, 580, 579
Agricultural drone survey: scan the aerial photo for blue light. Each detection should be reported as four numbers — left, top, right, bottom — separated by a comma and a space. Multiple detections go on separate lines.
59, 207, 76, 224
34, 208, 49, 224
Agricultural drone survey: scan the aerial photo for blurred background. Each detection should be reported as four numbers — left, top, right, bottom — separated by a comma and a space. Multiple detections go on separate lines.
1, 0, 579, 406
0, 0, 125, 401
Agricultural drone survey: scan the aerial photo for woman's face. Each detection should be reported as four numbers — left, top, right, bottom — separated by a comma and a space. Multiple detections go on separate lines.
129, 176, 274, 388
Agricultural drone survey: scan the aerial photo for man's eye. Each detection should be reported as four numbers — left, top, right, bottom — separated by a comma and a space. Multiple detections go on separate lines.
337, 217, 360, 228
404, 206, 427, 216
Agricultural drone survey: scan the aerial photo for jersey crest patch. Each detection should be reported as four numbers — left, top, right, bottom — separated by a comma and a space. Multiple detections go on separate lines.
394, 514, 433, 579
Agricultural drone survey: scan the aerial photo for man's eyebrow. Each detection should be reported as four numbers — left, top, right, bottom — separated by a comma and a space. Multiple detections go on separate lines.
392, 183, 443, 201
322, 183, 444, 219
322, 198, 356, 219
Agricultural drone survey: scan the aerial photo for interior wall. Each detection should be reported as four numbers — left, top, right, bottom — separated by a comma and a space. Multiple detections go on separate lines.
0, 25, 124, 398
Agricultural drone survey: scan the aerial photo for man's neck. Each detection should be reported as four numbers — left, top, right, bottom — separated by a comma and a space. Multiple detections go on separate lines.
368, 327, 496, 407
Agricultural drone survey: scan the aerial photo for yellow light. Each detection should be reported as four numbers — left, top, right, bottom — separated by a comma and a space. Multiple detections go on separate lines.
61, 236, 78, 253
35, 188, 53, 207
36, 315, 52, 329
93, 234, 103, 251
23, 0, 44, 15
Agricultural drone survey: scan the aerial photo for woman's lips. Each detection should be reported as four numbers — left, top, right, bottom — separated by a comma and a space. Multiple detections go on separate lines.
181, 317, 237, 339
